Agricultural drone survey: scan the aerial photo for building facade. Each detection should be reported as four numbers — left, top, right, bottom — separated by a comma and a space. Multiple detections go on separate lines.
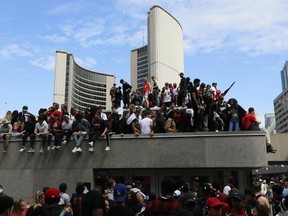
131, 5, 184, 91
274, 88, 288, 133
281, 61, 288, 91
264, 113, 275, 130
54, 51, 115, 111
131, 45, 148, 91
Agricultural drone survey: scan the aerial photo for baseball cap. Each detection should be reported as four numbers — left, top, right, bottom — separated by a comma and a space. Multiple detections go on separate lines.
232, 192, 245, 201
22, 105, 28, 110
96, 171, 108, 182
63, 114, 69, 119
180, 182, 191, 192
53, 102, 59, 108
45, 188, 60, 200
182, 194, 197, 206
248, 107, 255, 113
206, 197, 223, 207
192, 177, 199, 182
114, 183, 127, 203
2, 119, 9, 124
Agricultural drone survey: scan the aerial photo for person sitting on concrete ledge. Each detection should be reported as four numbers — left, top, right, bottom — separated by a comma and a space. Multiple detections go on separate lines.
20, 115, 36, 153
71, 113, 90, 153
0, 119, 12, 154
88, 111, 110, 152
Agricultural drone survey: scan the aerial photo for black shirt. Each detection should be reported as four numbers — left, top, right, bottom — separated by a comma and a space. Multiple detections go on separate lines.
107, 205, 134, 216
82, 190, 106, 216
91, 118, 107, 133
122, 82, 132, 94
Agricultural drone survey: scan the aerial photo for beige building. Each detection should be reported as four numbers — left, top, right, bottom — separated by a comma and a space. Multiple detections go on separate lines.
274, 87, 288, 133
131, 5, 184, 91
53, 50, 115, 111
131, 45, 148, 90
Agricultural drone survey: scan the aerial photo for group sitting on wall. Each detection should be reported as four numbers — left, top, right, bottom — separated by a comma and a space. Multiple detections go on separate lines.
0, 74, 276, 154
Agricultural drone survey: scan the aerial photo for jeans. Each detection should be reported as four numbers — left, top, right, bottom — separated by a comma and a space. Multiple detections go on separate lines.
22, 134, 35, 148
89, 131, 110, 147
61, 129, 72, 142
48, 132, 62, 147
2, 134, 11, 151
73, 131, 87, 147
229, 117, 239, 131
153, 90, 159, 106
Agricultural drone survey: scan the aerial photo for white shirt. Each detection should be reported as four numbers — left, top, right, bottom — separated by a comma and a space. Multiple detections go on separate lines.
163, 88, 172, 103
101, 112, 108, 121
127, 113, 136, 125
223, 185, 231, 195
172, 88, 178, 97
210, 86, 217, 95
62, 120, 72, 130
115, 107, 123, 120
140, 117, 153, 134
186, 108, 194, 127
34, 121, 49, 134
59, 192, 70, 206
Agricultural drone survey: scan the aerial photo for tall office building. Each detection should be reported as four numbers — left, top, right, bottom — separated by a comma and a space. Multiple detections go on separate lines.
264, 113, 275, 129
130, 5, 184, 91
131, 45, 148, 90
281, 61, 288, 91
274, 87, 288, 133
54, 51, 115, 111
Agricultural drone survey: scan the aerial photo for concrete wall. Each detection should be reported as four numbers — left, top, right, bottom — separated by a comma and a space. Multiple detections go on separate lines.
267, 133, 288, 162
0, 131, 267, 200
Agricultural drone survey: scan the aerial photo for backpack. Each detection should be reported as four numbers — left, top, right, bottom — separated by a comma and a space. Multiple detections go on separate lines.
71, 195, 83, 216
126, 190, 143, 214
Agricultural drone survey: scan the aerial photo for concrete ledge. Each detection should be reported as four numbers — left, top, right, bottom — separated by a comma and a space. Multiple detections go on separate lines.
267, 133, 288, 163
0, 131, 267, 169
0, 131, 267, 201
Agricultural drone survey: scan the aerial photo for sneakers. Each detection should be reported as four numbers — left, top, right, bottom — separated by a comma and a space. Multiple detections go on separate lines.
19, 146, 26, 152
39, 147, 44, 154
61, 140, 67, 145
56, 146, 61, 151
51, 146, 56, 150
47, 146, 51, 151
76, 147, 82, 152
105, 146, 110, 151
72, 147, 78, 153
88, 141, 93, 147
88, 147, 94, 152
267, 143, 277, 153
2, 150, 7, 154
27, 148, 35, 153
108, 132, 114, 137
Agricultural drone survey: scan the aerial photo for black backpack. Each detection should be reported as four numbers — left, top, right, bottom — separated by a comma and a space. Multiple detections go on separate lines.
71, 194, 83, 216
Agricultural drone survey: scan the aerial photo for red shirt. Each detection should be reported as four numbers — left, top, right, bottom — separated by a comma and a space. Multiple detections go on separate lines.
229, 208, 248, 216
144, 197, 182, 216
241, 113, 257, 130
144, 82, 151, 94
48, 110, 63, 127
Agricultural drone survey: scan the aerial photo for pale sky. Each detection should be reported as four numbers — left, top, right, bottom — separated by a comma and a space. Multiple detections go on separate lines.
1, 0, 288, 125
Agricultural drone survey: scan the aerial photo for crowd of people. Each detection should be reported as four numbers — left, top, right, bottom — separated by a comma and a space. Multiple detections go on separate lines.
1, 75, 276, 154
1, 173, 288, 216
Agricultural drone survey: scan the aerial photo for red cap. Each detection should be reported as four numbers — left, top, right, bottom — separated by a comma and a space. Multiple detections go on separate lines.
45, 188, 60, 200
206, 197, 223, 207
